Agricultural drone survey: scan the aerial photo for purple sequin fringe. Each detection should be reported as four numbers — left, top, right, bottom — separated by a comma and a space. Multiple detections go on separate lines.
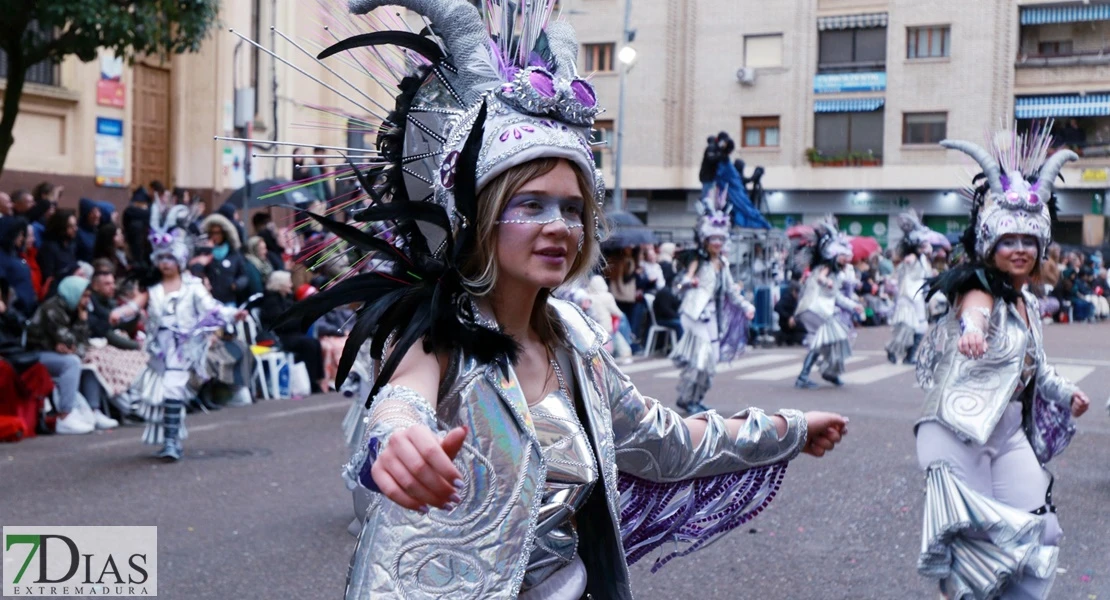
618, 462, 788, 572
718, 297, 749, 364
1031, 392, 1075, 463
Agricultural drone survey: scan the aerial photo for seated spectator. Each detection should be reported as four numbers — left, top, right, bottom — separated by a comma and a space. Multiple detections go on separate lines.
652, 283, 683, 338
25, 276, 114, 433
244, 236, 274, 296
251, 212, 286, 271
194, 214, 249, 305
76, 199, 104, 262
82, 267, 146, 420
92, 223, 134, 280
305, 284, 352, 391
259, 271, 325, 394
774, 281, 806, 346
0, 217, 38, 322
586, 274, 633, 363
37, 209, 79, 295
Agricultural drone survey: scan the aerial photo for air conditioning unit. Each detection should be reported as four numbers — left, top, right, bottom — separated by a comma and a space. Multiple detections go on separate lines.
736, 67, 757, 85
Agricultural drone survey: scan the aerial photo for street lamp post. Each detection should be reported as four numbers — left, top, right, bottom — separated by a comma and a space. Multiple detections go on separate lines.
612, 0, 634, 212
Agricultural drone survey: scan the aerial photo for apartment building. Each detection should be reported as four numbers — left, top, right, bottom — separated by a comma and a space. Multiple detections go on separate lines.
569, 0, 1110, 247
0, 1, 387, 209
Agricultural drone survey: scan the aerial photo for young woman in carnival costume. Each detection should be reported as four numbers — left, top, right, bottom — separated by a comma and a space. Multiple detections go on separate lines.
886, 210, 933, 365
915, 130, 1091, 599
792, 218, 864, 389
670, 186, 755, 415
260, 1, 849, 597
134, 203, 246, 461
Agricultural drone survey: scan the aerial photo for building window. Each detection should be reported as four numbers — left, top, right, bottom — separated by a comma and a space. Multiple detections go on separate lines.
742, 116, 780, 147
744, 34, 783, 68
1037, 40, 1073, 57
814, 111, 884, 157
0, 21, 58, 86
591, 119, 614, 167
818, 27, 887, 74
903, 112, 947, 145
907, 26, 950, 59
584, 43, 615, 73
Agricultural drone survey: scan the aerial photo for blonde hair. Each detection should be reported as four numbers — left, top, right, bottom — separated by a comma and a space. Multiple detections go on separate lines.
461, 157, 606, 343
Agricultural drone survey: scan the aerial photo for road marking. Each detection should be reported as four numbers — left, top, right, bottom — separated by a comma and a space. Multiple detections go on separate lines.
655, 353, 799, 379
621, 358, 674, 374
736, 356, 868, 381
1054, 364, 1095, 385
840, 363, 915, 385
86, 399, 351, 450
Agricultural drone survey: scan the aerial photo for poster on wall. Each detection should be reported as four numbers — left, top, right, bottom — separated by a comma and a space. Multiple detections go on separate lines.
97, 53, 125, 108
95, 118, 126, 187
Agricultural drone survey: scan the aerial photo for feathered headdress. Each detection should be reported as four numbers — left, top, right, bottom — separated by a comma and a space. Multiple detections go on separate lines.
791, 215, 851, 272
696, 186, 731, 241
257, 0, 607, 403
942, 126, 1075, 260
896, 209, 931, 256
149, 202, 191, 269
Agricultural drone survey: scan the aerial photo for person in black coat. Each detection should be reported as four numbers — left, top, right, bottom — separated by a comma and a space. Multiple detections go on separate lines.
194, 214, 250, 305
251, 212, 286, 271
774, 281, 806, 346
651, 284, 683, 338
36, 209, 79, 294
123, 187, 152, 269
258, 270, 325, 394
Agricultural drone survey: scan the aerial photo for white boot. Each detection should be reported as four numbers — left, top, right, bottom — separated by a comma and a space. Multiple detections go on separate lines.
91, 410, 119, 430
55, 412, 94, 435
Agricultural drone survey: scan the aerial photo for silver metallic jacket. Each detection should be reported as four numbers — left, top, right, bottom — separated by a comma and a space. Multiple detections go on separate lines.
345, 299, 807, 600
916, 291, 1076, 446
794, 266, 860, 330
677, 257, 748, 322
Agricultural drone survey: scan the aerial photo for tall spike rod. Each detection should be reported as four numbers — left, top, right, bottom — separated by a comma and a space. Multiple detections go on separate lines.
228, 28, 384, 120
271, 27, 393, 115
940, 139, 1004, 195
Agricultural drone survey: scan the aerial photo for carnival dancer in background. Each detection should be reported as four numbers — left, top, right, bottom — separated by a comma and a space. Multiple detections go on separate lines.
915, 130, 1090, 599
671, 187, 755, 415
269, 1, 849, 597
792, 217, 864, 389
886, 210, 933, 364
134, 204, 245, 461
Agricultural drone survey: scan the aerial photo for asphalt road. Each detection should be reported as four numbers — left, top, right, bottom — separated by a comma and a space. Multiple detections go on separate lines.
3, 325, 1109, 599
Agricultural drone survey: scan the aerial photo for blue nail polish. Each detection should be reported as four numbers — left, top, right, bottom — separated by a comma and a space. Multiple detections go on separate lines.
453, 479, 465, 489
449, 493, 462, 504
416, 506, 429, 515
443, 502, 456, 512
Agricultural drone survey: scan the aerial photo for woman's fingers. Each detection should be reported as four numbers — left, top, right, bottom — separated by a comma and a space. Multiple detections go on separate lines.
370, 462, 425, 512
391, 436, 458, 507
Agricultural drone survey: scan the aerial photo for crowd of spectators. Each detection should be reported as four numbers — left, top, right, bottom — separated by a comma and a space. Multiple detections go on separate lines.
0, 178, 357, 442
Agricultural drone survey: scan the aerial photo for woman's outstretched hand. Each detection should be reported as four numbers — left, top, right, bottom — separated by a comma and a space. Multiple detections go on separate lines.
370, 424, 468, 514
802, 411, 848, 458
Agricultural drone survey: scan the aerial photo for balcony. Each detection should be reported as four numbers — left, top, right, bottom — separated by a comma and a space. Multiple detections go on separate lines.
1015, 50, 1110, 93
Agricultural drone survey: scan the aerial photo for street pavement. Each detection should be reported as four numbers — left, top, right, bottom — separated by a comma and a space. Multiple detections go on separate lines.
3, 324, 1109, 599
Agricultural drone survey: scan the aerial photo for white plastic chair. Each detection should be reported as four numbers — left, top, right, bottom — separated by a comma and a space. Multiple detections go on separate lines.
641, 293, 678, 357
237, 316, 292, 400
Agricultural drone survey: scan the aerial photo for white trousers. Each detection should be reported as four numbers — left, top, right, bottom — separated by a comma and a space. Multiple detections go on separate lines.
916, 402, 1062, 599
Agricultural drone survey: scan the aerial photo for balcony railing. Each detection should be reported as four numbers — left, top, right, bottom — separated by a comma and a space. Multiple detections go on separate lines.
1016, 49, 1110, 68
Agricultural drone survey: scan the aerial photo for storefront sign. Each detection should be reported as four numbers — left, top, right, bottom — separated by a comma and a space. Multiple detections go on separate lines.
814, 72, 886, 94
1081, 168, 1108, 183
94, 118, 126, 187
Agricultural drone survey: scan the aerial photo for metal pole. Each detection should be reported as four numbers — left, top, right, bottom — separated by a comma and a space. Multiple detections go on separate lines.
612, 0, 632, 212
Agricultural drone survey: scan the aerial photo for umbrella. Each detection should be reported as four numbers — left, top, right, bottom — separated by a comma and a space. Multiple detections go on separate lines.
785, 224, 813, 241
602, 210, 657, 250
925, 229, 952, 250
226, 178, 324, 211
849, 236, 881, 262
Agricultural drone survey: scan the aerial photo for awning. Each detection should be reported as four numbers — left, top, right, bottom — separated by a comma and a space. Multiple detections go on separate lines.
1015, 94, 1110, 118
817, 13, 888, 30
814, 98, 885, 113
1020, 4, 1110, 25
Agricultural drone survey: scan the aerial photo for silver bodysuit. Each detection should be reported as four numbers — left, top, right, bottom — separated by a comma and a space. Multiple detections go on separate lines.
520, 383, 598, 593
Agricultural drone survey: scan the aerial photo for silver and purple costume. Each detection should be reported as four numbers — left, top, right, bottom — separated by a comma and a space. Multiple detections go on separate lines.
794, 265, 860, 381
915, 291, 1077, 598
670, 258, 752, 410
886, 255, 930, 362
345, 299, 807, 599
